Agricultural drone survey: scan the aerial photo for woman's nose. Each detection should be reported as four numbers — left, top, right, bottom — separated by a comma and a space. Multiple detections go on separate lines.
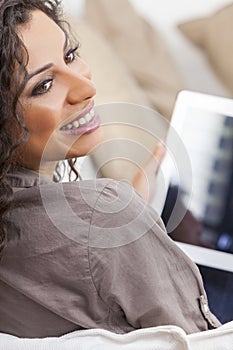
66, 60, 96, 105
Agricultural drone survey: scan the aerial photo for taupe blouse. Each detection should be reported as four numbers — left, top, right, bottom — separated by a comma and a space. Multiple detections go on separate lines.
0, 166, 220, 338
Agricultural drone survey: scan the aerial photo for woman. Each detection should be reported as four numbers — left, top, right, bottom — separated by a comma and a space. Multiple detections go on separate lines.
0, 0, 220, 338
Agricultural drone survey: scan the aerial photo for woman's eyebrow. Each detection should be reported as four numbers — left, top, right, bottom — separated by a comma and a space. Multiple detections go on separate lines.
27, 35, 69, 81
27, 63, 53, 81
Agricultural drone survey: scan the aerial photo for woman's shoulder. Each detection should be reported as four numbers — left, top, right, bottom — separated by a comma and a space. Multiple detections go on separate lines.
7, 165, 164, 237
6, 165, 143, 208
57, 178, 148, 218
10, 176, 146, 217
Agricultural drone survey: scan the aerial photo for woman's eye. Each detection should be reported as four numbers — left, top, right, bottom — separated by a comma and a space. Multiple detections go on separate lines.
32, 79, 53, 96
64, 46, 79, 64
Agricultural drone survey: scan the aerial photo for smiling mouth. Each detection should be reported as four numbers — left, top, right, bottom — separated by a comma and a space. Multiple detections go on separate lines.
60, 108, 95, 131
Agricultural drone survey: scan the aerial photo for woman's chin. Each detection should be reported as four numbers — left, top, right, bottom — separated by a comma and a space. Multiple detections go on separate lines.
67, 126, 104, 159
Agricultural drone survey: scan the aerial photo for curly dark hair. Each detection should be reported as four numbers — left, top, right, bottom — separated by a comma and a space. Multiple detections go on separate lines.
0, 0, 78, 259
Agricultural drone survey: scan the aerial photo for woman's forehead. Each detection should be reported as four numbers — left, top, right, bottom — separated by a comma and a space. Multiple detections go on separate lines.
18, 10, 65, 72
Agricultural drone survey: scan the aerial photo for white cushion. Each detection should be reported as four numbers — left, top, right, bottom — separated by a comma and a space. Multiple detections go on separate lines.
0, 322, 233, 350
188, 321, 233, 350
0, 326, 189, 350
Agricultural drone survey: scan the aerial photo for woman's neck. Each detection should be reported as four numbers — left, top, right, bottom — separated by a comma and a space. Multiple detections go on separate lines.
37, 161, 57, 180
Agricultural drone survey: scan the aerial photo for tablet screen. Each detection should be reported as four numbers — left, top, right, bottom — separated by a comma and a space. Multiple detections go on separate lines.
162, 90, 233, 273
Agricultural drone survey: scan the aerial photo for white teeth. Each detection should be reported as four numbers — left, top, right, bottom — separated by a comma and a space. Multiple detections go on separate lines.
72, 120, 79, 128
79, 117, 86, 125
85, 113, 92, 122
61, 108, 95, 131
67, 123, 73, 130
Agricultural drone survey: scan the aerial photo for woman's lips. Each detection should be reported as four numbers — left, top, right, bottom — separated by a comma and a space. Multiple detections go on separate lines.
60, 102, 101, 136
60, 110, 101, 136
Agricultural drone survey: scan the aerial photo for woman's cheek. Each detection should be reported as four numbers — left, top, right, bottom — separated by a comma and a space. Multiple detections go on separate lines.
24, 106, 59, 133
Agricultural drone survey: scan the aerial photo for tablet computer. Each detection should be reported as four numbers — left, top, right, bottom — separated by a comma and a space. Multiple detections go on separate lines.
163, 90, 233, 273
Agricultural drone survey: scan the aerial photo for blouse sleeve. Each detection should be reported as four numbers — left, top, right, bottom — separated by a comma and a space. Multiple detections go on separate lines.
88, 180, 220, 334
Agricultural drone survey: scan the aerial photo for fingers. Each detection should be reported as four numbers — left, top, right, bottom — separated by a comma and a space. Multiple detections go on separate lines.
144, 141, 166, 176
152, 142, 166, 166
131, 141, 167, 204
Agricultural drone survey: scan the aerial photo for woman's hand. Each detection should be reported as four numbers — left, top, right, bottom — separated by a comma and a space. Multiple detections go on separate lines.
131, 142, 166, 204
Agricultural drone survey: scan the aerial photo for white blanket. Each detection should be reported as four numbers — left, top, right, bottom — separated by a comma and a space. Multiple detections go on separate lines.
0, 322, 233, 350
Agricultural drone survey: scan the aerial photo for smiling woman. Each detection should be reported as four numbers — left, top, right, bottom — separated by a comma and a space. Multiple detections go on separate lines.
0, 0, 221, 340
16, 10, 103, 177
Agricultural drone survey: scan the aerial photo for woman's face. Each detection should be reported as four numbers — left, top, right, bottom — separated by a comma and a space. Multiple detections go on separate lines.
17, 10, 103, 176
